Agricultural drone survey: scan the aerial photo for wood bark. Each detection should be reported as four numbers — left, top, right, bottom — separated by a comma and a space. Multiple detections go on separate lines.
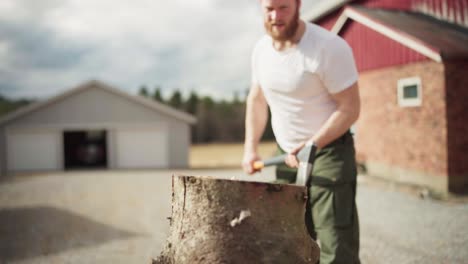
153, 175, 320, 264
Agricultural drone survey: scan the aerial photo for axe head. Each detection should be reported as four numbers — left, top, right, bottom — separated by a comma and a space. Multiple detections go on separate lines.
295, 142, 317, 186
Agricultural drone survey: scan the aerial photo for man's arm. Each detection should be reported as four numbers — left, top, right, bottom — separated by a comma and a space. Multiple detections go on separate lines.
286, 82, 360, 167
242, 83, 269, 174
313, 82, 360, 147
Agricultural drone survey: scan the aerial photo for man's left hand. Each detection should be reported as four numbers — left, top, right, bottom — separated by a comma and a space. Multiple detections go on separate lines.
285, 142, 305, 168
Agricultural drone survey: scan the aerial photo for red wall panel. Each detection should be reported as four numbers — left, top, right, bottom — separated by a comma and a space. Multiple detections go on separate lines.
341, 21, 429, 72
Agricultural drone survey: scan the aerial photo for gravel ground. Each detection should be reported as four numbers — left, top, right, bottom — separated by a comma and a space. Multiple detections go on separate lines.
357, 176, 468, 264
0, 169, 467, 264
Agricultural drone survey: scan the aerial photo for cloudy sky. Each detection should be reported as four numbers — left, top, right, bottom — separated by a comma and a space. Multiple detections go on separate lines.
0, 0, 319, 100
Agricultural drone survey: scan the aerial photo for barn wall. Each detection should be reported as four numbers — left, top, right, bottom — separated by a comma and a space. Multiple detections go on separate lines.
355, 60, 448, 191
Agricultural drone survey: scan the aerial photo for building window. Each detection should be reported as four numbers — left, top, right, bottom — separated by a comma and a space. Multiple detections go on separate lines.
398, 77, 422, 107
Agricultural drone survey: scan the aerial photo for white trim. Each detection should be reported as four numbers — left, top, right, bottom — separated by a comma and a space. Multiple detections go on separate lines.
397, 76, 422, 107
56, 130, 64, 170
332, 7, 442, 62
331, 11, 349, 33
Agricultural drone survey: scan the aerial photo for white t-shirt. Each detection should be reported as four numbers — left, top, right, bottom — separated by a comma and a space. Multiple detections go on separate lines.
251, 22, 358, 152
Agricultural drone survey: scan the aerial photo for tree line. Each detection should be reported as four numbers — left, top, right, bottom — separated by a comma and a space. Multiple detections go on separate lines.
0, 95, 34, 118
138, 85, 275, 144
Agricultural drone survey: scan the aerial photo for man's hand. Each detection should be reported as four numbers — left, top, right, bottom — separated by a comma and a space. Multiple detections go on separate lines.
285, 142, 306, 168
242, 151, 262, 175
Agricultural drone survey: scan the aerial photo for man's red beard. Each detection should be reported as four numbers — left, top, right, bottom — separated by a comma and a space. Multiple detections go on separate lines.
264, 8, 300, 41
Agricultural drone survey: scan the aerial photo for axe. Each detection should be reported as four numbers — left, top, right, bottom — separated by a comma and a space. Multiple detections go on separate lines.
253, 142, 318, 186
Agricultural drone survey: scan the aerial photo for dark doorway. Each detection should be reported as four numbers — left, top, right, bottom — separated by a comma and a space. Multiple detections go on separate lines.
64, 130, 108, 170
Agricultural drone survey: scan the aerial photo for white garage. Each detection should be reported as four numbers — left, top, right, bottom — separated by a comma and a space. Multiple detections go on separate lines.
0, 80, 196, 176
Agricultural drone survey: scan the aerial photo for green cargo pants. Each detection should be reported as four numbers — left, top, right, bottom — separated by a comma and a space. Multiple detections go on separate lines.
275, 132, 360, 264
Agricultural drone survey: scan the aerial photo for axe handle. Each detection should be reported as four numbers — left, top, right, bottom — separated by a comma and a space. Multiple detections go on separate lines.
253, 154, 287, 169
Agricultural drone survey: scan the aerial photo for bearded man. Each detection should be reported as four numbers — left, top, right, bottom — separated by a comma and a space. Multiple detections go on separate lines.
242, 0, 361, 263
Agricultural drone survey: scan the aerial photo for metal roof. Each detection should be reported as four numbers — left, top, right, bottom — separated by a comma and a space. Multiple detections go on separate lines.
334, 6, 468, 61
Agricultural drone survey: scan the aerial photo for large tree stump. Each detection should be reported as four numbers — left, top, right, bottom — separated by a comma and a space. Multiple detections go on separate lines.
153, 175, 320, 264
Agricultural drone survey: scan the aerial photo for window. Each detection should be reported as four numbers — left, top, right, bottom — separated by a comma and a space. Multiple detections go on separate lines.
398, 77, 422, 107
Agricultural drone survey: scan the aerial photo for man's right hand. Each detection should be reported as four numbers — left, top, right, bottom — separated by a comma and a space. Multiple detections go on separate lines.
242, 151, 262, 175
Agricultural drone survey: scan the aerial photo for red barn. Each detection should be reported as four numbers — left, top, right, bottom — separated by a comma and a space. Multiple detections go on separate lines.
303, 0, 468, 194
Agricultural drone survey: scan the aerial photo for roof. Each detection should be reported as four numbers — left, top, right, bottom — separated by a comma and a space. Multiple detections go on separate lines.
0, 80, 197, 126
301, 0, 352, 22
332, 6, 468, 62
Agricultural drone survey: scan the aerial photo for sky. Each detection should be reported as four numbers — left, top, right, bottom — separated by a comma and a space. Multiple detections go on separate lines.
0, 0, 320, 101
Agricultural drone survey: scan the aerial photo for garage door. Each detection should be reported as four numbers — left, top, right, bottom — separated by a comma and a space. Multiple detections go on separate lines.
7, 131, 60, 172
116, 129, 168, 168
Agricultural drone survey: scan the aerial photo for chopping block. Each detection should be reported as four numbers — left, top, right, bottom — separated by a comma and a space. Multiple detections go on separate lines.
153, 175, 320, 264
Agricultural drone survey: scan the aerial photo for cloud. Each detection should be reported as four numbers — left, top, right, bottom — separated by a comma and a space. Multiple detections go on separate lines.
0, 0, 265, 100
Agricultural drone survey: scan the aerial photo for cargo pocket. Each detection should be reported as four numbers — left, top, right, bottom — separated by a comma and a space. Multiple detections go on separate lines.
332, 183, 355, 228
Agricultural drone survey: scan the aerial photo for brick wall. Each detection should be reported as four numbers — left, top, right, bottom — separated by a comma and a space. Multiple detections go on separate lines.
355, 61, 448, 185
445, 61, 468, 192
